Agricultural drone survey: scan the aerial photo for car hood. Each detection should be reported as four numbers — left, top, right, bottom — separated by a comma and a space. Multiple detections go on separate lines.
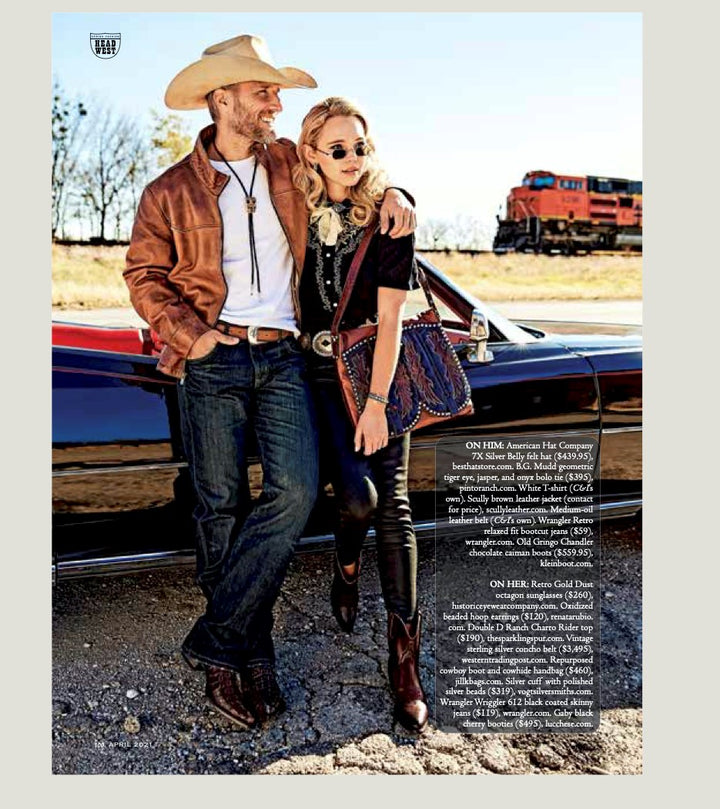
513, 319, 642, 353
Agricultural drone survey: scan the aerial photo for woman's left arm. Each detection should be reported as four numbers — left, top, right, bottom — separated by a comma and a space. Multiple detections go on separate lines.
354, 287, 407, 455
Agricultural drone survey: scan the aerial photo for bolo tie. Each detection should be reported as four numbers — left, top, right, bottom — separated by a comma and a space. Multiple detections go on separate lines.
215, 145, 262, 296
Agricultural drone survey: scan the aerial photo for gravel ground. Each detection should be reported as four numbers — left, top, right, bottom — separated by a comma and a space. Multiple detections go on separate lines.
52, 517, 641, 775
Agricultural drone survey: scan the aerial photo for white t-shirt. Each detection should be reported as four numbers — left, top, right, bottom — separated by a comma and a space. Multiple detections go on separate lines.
210, 157, 297, 334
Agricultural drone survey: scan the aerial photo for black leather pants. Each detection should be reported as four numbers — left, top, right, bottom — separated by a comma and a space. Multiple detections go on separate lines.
310, 365, 417, 621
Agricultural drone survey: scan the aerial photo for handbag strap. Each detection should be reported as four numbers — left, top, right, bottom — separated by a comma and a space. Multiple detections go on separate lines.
331, 214, 379, 336
330, 211, 441, 341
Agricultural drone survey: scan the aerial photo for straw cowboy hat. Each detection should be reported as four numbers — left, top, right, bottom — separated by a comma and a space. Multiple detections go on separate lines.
165, 34, 317, 110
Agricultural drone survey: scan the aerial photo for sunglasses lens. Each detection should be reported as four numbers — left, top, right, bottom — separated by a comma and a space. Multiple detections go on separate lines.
328, 143, 370, 160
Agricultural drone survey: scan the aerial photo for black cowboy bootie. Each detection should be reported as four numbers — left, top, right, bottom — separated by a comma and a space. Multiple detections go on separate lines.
331, 553, 361, 633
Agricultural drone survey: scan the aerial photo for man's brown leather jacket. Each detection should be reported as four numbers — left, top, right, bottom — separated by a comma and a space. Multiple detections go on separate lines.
124, 124, 308, 378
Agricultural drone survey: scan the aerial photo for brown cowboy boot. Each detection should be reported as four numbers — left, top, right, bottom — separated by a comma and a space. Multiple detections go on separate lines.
241, 662, 287, 724
387, 611, 429, 733
205, 665, 257, 729
331, 554, 361, 633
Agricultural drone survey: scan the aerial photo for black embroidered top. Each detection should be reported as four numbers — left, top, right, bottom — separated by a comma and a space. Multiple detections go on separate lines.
299, 201, 419, 339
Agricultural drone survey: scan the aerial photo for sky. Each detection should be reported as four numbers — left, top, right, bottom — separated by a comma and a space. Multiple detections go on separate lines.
52, 12, 642, 244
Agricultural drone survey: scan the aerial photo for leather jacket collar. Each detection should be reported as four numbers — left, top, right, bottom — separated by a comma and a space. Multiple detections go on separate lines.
189, 124, 277, 195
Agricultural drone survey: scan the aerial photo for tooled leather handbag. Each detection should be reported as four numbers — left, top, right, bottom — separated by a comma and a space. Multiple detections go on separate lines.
331, 217, 474, 437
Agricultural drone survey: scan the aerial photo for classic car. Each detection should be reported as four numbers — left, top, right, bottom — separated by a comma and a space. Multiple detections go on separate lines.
52, 256, 642, 581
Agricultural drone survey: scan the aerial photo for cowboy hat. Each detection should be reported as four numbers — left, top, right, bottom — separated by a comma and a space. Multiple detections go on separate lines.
165, 34, 317, 110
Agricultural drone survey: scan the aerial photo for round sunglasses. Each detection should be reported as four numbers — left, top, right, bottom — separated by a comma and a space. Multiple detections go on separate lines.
316, 142, 371, 160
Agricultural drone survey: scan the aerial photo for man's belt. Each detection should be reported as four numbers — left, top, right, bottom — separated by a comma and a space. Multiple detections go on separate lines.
216, 321, 294, 345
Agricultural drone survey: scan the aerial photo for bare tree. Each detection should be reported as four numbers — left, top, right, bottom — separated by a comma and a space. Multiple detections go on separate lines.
52, 80, 88, 239
416, 218, 454, 251
117, 131, 153, 239
417, 215, 493, 251
451, 214, 491, 251
78, 107, 151, 242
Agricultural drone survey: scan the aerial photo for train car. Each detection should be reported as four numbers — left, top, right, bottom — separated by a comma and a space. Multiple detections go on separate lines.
493, 170, 642, 254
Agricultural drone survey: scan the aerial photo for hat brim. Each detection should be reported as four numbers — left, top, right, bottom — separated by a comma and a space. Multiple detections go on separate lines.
165, 55, 317, 110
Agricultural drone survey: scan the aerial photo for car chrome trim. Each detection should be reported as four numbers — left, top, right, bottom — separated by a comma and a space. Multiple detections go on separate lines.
602, 426, 642, 434
599, 498, 642, 515
466, 309, 494, 364
53, 502, 641, 581
52, 461, 187, 478
53, 550, 197, 579
52, 365, 169, 385
52, 342, 147, 359
516, 319, 641, 329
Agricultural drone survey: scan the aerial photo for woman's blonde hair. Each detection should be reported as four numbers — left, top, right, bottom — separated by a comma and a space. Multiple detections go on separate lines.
293, 97, 388, 227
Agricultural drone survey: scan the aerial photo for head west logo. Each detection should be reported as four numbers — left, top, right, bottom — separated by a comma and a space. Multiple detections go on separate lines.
90, 33, 121, 59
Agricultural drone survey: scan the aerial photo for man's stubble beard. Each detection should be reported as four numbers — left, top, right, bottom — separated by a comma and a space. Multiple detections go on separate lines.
230, 101, 277, 145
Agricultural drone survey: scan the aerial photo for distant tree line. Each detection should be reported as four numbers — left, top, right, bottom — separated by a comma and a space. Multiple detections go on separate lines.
414, 215, 493, 253
52, 80, 192, 242
52, 80, 492, 248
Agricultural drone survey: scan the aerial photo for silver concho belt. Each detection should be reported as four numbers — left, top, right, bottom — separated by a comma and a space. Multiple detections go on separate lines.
311, 330, 333, 357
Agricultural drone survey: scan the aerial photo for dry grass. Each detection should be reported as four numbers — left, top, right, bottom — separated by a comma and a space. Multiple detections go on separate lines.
427, 251, 642, 301
52, 244, 131, 309
52, 243, 642, 309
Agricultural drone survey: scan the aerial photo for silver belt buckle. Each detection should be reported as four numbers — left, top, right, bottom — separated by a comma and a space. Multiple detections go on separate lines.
247, 325, 260, 345
311, 330, 333, 357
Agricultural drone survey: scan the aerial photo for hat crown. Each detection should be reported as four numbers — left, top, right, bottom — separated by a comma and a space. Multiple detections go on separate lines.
201, 34, 277, 67
165, 33, 316, 110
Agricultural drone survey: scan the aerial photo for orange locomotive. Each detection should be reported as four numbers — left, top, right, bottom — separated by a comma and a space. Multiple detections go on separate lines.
493, 170, 642, 254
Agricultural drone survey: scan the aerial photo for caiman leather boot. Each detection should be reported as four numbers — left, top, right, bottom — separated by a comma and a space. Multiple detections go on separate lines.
205, 665, 257, 729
